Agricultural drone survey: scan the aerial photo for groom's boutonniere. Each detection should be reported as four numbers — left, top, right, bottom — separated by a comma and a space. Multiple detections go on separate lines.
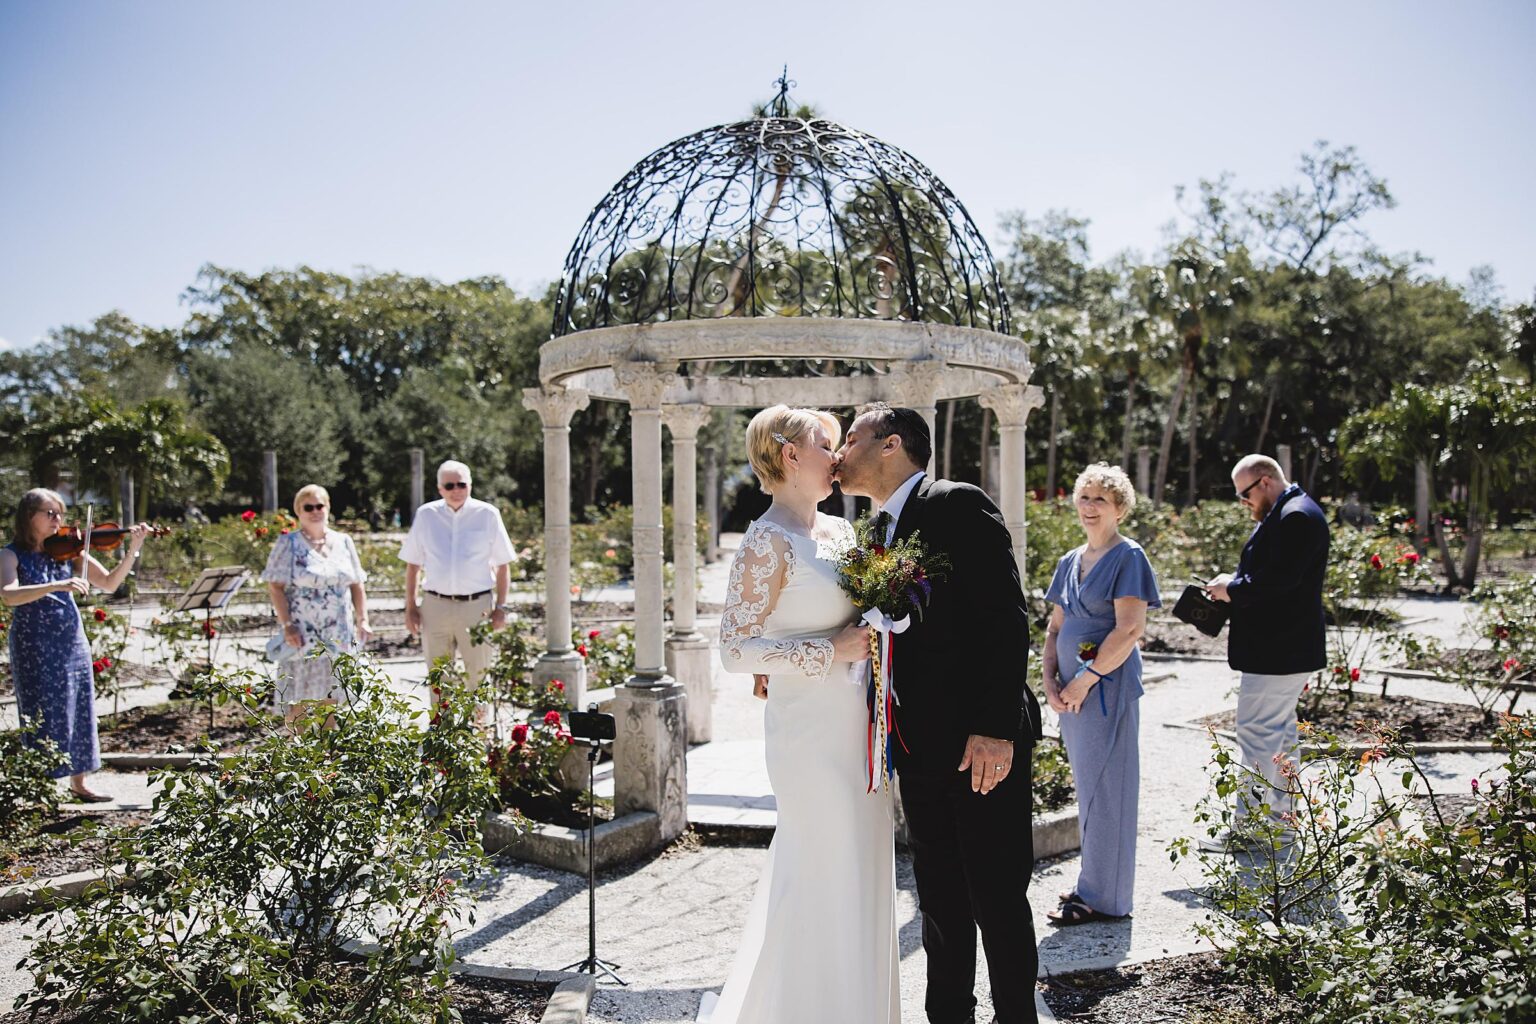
836, 515, 949, 792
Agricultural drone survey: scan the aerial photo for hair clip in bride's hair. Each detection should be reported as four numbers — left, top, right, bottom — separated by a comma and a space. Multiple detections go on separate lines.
772, 432, 791, 445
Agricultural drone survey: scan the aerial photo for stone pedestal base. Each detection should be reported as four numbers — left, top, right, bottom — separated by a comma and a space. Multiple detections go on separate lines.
533, 651, 588, 711
665, 634, 714, 744
613, 679, 688, 844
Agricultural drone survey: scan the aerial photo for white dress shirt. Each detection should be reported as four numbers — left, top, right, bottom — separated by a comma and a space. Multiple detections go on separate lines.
877, 471, 926, 543
397, 497, 515, 595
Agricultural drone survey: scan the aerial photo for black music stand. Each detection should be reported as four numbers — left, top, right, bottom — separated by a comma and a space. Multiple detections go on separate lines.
560, 706, 625, 985
171, 566, 249, 726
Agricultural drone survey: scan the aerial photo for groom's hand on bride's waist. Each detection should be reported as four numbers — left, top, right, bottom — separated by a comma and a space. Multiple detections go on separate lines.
958, 734, 1014, 795
753, 674, 769, 699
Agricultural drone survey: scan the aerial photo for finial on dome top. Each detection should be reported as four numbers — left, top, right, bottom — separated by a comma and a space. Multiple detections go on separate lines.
769, 66, 796, 119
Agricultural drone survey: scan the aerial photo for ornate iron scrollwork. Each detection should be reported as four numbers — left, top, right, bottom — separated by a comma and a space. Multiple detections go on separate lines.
552, 113, 1010, 339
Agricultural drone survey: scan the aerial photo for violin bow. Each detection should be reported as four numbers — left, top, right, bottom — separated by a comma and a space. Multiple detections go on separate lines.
78, 504, 93, 593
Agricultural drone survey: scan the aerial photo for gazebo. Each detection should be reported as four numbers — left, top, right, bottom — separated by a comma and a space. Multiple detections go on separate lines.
522, 86, 1044, 850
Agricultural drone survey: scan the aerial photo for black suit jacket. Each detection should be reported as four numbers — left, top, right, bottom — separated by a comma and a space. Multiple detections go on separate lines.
1226, 485, 1330, 675
889, 477, 1041, 776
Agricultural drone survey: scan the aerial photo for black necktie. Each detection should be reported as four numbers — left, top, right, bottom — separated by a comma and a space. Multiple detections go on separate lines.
872, 511, 893, 543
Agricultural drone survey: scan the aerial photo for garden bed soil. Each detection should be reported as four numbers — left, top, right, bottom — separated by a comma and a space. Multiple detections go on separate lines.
98, 699, 274, 753
1040, 950, 1300, 1023
1141, 611, 1228, 659
0, 973, 552, 1024
1199, 692, 1497, 745
3, 810, 149, 884
1409, 645, 1534, 684
1412, 790, 1480, 824
502, 789, 615, 830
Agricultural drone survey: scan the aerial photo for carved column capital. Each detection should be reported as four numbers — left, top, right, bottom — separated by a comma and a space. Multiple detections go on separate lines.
660, 403, 713, 440
614, 361, 679, 410
978, 383, 1046, 426
521, 386, 590, 428
887, 359, 947, 408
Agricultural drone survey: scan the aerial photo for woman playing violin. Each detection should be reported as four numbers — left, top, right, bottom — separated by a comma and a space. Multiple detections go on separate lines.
1, 488, 150, 802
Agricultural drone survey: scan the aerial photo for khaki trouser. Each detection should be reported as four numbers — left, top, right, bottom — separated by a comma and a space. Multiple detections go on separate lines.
421, 592, 494, 704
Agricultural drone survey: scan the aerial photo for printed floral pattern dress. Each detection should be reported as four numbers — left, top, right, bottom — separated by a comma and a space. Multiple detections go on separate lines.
261, 530, 367, 705
5, 543, 99, 778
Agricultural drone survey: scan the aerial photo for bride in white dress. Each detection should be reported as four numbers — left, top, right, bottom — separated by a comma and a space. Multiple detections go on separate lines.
700, 405, 900, 1024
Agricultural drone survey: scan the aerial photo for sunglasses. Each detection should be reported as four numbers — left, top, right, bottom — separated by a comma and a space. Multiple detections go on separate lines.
40, 509, 63, 520
302, 503, 328, 513
441, 482, 470, 490
1236, 478, 1263, 502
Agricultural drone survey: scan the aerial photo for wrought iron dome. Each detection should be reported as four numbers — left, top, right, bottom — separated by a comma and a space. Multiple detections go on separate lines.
550, 111, 1011, 339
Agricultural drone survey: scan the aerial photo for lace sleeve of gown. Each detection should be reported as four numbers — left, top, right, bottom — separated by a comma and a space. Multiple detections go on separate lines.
719, 522, 835, 681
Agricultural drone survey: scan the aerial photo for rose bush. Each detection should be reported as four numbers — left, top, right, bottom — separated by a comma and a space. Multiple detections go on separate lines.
16, 657, 502, 1024
1173, 715, 1536, 1023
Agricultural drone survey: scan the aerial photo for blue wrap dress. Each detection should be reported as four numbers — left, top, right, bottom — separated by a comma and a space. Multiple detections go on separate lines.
5, 543, 99, 778
1046, 538, 1161, 917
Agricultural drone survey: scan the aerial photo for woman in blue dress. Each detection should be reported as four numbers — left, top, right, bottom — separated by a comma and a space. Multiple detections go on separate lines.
1042, 463, 1161, 925
2, 488, 149, 802
263, 484, 370, 725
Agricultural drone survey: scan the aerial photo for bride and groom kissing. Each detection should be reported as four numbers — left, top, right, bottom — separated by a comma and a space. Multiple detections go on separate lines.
705, 403, 1042, 1024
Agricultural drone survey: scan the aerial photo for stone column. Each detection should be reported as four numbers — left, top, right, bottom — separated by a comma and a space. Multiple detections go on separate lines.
409, 448, 425, 519
613, 361, 688, 843
1276, 444, 1293, 482
889, 360, 946, 477
1415, 458, 1431, 557
522, 386, 591, 710
979, 384, 1046, 579
1136, 445, 1152, 498
701, 443, 721, 563
262, 450, 278, 513
662, 403, 714, 743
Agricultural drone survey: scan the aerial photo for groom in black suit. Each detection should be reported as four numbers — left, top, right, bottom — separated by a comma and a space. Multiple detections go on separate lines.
837, 404, 1042, 1024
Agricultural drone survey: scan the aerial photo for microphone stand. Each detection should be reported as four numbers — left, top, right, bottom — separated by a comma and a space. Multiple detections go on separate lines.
561, 737, 626, 985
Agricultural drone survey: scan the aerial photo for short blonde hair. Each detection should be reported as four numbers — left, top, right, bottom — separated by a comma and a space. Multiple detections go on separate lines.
1073, 462, 1137, 513
745, 405, 841, 493
292, 484, 331, 516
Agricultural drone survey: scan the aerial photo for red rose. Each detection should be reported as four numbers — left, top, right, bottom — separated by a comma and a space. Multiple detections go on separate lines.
543, 710, 564, 727
1495, 626, 1512, 641
1402, 551, 1420, 564
552, 680, 565, 692
1349, 667, 1361, 682
510, 723, 529, 745
872, 544, 886, 557
1333, 666, 1347, 677
577, 644, 588, 658
94, 607, 108, 622
1369, 554, 1384, 570
588, 629, 601, 640
240, 510, 256, 522
280, 529, 290, 535
1504, 658, 1522, 673
255, 526, 268, 538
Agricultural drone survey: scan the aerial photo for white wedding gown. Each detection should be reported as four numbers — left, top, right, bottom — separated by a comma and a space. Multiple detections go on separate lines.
700, 514, 900, 1024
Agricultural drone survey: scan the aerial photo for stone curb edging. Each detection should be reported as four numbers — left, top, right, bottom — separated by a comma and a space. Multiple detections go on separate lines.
1034, 940, 1214, 1023
1162, 719, 1501, 755
0, 865, 123, 916
483, 811, 663, 874
447, 963, 595, 1024
485, 806, 1080, 872
99, 751, 215, 770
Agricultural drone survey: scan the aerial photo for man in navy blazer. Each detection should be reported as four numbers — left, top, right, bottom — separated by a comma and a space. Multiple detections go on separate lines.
1204, 454, 1329, 850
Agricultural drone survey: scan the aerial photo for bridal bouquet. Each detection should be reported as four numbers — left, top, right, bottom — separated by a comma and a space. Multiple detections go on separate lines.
834, 517, 948, 626
835, 515, 949, 791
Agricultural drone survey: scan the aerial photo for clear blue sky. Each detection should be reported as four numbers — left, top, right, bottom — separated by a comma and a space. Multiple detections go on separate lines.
2, 0, 1532, 350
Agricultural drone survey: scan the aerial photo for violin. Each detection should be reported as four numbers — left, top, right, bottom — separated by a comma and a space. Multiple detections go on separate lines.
43, 522, 170, 562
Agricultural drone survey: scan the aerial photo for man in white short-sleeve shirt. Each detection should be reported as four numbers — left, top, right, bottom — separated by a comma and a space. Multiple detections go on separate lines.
400, 460, 515, 703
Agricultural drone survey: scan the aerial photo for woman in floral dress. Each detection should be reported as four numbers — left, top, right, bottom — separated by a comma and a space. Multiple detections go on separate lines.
2, 488, 149, 801
263, 484, 371, 723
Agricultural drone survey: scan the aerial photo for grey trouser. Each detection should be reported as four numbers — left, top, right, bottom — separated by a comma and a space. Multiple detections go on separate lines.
1235, 671, 1311, 824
